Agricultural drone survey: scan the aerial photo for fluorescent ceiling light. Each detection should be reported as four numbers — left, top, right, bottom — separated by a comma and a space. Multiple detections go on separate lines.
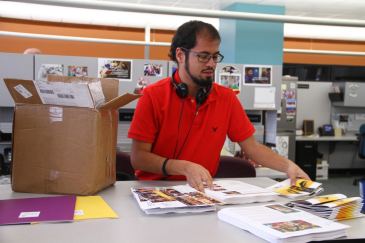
0, 1, 219, 30
1, 1, 365, 41
285, 24, 365, 41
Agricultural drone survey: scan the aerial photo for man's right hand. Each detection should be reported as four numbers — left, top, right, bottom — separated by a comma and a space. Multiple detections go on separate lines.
179, 161, 213, 192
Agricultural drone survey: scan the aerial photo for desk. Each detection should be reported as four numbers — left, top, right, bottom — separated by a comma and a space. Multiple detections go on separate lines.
296, 135, 361, 178
296, 135, 358, 142
1, 178, 364, 243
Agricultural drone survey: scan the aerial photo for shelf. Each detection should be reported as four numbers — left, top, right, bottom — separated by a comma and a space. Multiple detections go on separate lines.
331, 101, 365, 108
0, 141, 12, 145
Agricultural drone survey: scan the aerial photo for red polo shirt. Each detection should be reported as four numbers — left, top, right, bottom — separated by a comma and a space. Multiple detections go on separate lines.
128, 71, 255, 180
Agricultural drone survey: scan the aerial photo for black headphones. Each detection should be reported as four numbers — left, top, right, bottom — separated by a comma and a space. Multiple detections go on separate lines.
171, 71, 211, 106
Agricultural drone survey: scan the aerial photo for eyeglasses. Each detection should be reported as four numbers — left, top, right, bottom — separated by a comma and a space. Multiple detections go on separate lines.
180, 47, 224, 63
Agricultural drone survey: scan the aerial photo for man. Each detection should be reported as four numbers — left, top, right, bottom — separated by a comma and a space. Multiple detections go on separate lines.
128, 20, 309, 191
23, 48, 42, 54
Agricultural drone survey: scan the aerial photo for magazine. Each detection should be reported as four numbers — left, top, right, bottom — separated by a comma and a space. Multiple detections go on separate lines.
131, 185, 220, 214
286, 193, 364, 221
131, 180, 277, 214
267, 179, 323, 199
218, 204, 349, 243
202, 180, 277, 204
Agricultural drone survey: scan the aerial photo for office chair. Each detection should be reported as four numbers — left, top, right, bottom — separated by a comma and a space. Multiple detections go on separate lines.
353, 124, 365, 186
116, 151, 136, 180
215, 155, 256, 178
116, 152, 256, 180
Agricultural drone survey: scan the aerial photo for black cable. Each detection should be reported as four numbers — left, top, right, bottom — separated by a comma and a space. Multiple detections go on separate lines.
173, 99, 185, 158
174, 105, 199, 159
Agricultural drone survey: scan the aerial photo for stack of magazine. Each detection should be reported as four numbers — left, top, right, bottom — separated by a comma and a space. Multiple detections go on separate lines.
286, 194, 364, 221
267, 179, 323, 199
131, 180, 277, 214
218, 204, 349, 243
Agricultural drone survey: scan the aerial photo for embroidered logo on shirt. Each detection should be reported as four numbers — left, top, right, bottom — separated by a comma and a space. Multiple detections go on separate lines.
212, 127, 218, 132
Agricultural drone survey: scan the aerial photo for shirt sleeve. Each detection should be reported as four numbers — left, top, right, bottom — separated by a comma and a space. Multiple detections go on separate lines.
128, 90, 158, 143
227, 94, 255, 142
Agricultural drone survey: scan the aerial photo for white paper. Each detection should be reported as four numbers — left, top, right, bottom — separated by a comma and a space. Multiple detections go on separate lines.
254, 87, 276, 109
265, 111, 277, 144
87, 80, 105, 108
18, 211, 40, 218
49, 106, 63, 122
218, 205, 349, 243
34, 80, 94, 108
355, 113, 365, 121
203, 180, 277, 204
14, 84, 32, 99
74, 209, 84, 216
275, 136, 289, 158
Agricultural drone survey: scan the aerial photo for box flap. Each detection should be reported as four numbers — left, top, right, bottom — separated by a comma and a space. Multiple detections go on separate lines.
100, 93, 141, 110
3, 79, 42, 105
47, 75, 118, 102
34, 80, 96, 108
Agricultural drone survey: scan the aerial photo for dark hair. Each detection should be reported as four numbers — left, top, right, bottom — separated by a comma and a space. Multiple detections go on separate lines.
168, 20, 221, 62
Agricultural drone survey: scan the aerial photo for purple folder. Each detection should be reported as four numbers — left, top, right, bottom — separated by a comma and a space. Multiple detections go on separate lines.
0, 195, 76, 225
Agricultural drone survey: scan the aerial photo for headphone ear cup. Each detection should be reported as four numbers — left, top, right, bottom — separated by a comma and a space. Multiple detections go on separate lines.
175, 83, 189, 99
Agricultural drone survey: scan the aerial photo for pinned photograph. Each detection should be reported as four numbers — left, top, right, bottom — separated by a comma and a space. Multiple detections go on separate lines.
68, 66, 88, 77
98, 59, 132, 81
144, 64, 163, 77
218, 65, 241, 93
244, 65, 272, 85
38, 64, 64, 81
134, 77, 149, 94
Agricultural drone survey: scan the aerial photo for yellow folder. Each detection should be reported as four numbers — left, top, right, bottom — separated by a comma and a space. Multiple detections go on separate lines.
74, 196, 118, 220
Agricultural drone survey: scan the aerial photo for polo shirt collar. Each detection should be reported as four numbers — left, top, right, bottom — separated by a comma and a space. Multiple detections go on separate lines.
174, 69, 218, 106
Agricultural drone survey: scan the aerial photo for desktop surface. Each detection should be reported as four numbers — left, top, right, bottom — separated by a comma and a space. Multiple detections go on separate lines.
0, 178, 364, 243
296, 134, 358, 141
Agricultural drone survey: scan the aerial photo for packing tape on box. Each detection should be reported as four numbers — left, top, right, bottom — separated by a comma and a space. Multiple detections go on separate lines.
49, 106, 63, 122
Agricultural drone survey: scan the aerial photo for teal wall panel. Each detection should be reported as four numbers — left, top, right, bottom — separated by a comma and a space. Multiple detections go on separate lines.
220, 3, 285, 65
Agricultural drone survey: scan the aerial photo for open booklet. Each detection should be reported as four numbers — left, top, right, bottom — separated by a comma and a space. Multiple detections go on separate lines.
218, 204, 349, 243
131, 180, 278, 214
266, 179, 323, 199
286, 193, 364, 221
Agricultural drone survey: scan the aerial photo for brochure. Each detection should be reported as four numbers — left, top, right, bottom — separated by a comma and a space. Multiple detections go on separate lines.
267, 179, 323, 199
286, 193, 364, 221
131, 180, 277, 214
202, 180, 277, 204
218, 204, 349, 243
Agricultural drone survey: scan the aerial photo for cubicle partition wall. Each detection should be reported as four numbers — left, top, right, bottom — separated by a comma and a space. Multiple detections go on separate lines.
0, 53, 34, 174
329, 82, 365, 169
276, 77, 298, 162
0, 53, 34, 107
117, 59, 169, 152
296, 81, 365, 171
215, 63, 282, 111
0, 52, 284, 167
119, 59, 169, 109
296, 81, 332, 130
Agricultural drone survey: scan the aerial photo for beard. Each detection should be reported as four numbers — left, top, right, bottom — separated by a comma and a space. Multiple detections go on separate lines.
185, 59, 213, 88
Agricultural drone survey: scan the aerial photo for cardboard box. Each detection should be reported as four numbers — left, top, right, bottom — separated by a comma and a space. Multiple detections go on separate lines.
4, 77, 140, 195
